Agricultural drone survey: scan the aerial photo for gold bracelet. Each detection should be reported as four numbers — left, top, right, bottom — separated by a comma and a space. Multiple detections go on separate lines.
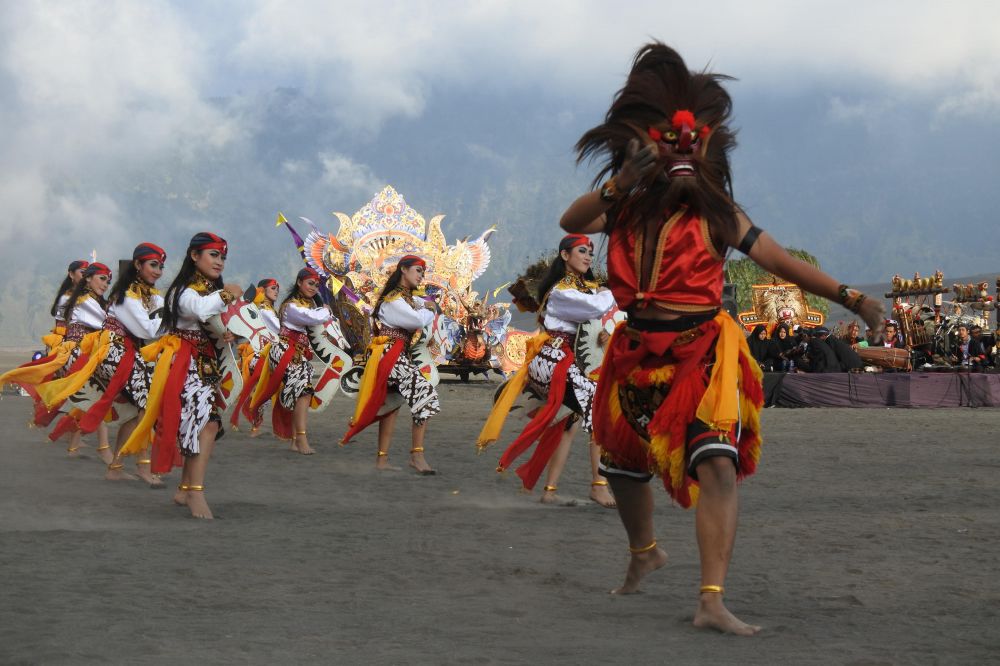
700, 584, 725, 594
629, 540, 657, 554
599, 177, 624, 203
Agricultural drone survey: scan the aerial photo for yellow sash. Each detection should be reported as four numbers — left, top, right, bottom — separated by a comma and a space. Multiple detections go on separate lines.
475, 331, 550, 450
37, 331, 112, 407
118, 335, 182, 456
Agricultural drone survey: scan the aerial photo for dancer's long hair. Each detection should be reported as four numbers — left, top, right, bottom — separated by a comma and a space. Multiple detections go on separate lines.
162, 250, 222, 331
373, 266, 406, 322
106, 262, 141, 306
50, 261, 87, 318
50, 275, 75, 318
62, 272, 107, 322
575, 42, 739, 239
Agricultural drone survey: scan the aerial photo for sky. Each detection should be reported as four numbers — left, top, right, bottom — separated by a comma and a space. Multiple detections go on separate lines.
1, 0, 998, 342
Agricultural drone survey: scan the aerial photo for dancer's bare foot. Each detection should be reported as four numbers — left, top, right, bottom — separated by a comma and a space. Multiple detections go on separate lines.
375, 452, 399, 471
185, 488, 213, 519
249, 427, 262, 439
135, 463, 166, 488
693, 593, 761, 636
408, 448, 435, 475
610, 544, 668, 594
105, 463, 137, 481
589, 480, 616, 508
540, 485, 560, 504
293, 434, 315, 455
173, 485, 188, 506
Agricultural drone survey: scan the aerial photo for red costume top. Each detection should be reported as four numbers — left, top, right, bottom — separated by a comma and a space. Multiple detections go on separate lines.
607, 207, 724, 314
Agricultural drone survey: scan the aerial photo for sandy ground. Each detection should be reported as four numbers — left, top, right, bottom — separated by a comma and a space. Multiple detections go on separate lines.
1, 348, 999, 665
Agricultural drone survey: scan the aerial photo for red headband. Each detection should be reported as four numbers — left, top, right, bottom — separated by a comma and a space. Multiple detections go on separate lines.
398, 254, 426, 269
560, 234, 592, 250
134, 242, 166, 263
258, 278, 278, 288
88, 262, 112, 277
191, 232, 228, 255
297, 267, 320, 282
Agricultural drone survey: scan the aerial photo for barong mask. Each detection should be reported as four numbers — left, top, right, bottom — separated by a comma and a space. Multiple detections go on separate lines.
576, 42, 739, 236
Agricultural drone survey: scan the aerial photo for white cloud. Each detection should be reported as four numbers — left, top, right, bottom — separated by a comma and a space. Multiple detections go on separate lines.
318, 151, 382, 193
226, 0, 1000, 127
0, 1, 237, 247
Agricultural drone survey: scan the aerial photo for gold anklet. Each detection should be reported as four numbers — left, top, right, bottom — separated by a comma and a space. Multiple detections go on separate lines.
137, 459, 151, 465
410, 447, 424, 453
107, 463, 124, 471
296, 430, 307, 435
700, 584, 725, 594
67, 446, 79, 453
186, 485, 204, 492
543, 484, 558, 492
629, 540, 657, 554
495, 465, 505, 473
591, 480, 609, 487
178, 484, 189, 491
95, 444, 111, 452
377, 451, 388, 457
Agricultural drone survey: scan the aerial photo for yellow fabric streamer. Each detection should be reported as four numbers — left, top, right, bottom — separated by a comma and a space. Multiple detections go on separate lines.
348, 336, 390, 426
118, 335, 182, 456
41, 325, 66, 350
37, 331, 112, 408
475, 331, 551, 450
0, 341, 77, 388
247, 342, 275, 408
695, 312, 761, 431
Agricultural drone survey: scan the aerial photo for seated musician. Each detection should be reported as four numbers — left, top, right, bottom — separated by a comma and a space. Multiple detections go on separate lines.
882, 321, 906, 349
951, 324, 989, 368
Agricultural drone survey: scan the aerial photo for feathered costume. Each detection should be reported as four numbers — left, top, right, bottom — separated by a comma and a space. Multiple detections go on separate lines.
477, 235, 615, 490
577, 43, 764, 508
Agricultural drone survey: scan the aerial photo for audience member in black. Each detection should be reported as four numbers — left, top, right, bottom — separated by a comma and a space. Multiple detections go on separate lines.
796, 326, 840, 373
823, 329, 865, 371
747, 324, 779, 372
770, 323, 796, 371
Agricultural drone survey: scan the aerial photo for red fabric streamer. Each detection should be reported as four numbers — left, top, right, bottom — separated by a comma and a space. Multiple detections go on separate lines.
497, 348, 574, 486
76, 338, 137, 434
341, 340, 405, 444
150, 342, 195, 474
231, 353, 269, 429
514, 417, 569, 490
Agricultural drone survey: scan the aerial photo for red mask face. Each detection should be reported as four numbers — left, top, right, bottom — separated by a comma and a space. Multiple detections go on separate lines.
647, 109, 712, 180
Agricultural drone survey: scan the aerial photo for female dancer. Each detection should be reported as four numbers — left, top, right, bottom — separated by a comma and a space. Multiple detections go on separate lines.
119, 232, 242, 519
35, 263, 114, 460
1, 260, 90, 431
243, 268, 331, 453
82, 243, 166, 485
232, 278, 280, 436
41, 247, 165, 481
341, 255, 439, 474
477, 234, 615, 504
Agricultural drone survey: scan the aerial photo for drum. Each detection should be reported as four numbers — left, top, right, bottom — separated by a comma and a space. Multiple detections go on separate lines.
858, 346, 911, 370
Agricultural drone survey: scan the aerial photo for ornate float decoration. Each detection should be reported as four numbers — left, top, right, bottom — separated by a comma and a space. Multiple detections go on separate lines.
737, 281, 824, 331
279, 186, 515, 376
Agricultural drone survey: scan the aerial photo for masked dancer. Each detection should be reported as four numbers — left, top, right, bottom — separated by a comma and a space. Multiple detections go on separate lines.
341, 255, 439, 474
241, 268, 331, 454
559, 43, 884, 634
477, 234, 616, 505
119, 232, 242, 519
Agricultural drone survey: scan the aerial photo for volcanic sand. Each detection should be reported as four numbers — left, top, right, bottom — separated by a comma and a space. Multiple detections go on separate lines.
1, 350, 998, 664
